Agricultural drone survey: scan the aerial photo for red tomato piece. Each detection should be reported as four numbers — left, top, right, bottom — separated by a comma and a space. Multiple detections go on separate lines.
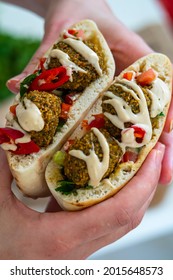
122, 151, 138, 163
123, 72, 134, 81
60, 103, 72, 120
136, 68, 157, 86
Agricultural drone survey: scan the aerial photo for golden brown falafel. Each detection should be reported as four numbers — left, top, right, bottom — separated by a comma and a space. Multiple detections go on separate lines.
63, 128, 122, 187
48, 41, 104, 92
25, 90, 61, 147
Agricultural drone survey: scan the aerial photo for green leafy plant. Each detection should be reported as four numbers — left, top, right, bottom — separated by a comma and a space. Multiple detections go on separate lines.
0, 33, 40, 102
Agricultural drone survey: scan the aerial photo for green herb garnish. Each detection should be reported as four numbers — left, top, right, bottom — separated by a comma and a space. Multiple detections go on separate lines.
158, 112, 165, 117
55, 180, 77, 195
20, 73, 37, 97
56, 119, 66, 132
55, 181, 94, 195
85, 185, 94, 190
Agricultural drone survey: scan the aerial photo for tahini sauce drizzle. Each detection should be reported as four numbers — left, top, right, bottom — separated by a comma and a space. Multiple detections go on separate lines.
103, 79, 152, 148
3, 94, 34, 151
16, 97, 44, 132
63, 38, 102, 75
69, 128, 109, 187
49, 49, 87, 82
146, 78, 170, 118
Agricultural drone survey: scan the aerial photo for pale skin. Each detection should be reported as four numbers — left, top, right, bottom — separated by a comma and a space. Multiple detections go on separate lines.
0, 0, 173, 259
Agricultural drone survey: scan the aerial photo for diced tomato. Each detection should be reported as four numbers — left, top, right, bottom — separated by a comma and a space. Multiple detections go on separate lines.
60, 103, 72, 119
132, 125, 146, 143
9, 104, 17, 116
63, 139, 75, 152
122, 151, 138, 163
64, 92, 78, 105
136, 68, 157, 86
63, 29, 85, 39
81, 119, 90, 131
123, 72, 134, 81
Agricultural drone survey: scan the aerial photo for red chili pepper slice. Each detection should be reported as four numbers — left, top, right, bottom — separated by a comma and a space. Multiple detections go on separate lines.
89, 114, 105, 129
64, 92, 78, 105
13, 141, 40, 155
29, 67, 69, 91
0, 127, 40, 155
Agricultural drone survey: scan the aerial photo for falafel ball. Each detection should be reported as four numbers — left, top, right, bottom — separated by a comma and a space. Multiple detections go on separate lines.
63, 128, 122, 187
25, 90, 61, 147
48, 41, 103, 92
102, 83, 151, 140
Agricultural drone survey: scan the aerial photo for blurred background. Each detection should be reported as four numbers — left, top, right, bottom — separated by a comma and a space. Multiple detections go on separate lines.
0, 0, 173, 260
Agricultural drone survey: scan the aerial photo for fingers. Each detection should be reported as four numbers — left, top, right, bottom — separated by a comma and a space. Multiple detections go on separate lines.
78, 187, 157, 259
0, 148, 13, 199
159, 131, 173, 184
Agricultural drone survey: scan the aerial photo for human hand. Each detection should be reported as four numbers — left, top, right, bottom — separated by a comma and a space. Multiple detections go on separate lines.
0, 142, 164, 259
5, 0, 173, 185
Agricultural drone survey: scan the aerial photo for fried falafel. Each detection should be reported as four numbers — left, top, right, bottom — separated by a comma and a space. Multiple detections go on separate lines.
25, 90, 61, 147
48, 41, 104, 92
102, 83, 152, 140
63, 128, 122, 187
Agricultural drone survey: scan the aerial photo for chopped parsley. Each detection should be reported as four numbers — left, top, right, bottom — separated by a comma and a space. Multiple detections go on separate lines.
56, 119, 66, 132
55, 180, 77, 195
158, 112, 165, 117
55, 180, 93, 195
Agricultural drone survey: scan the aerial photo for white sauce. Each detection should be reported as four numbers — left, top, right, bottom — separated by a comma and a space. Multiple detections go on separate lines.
49, 49, 87, 81
61, 29, 83, 40
6, 111, 32, 144
103, 76, 170, 148
69, 128, 109, 187
63, 38, 102, 75
146, 78, 170, 118
103, 79, 153, 148
65, 70, 170, 188
16, 97, 44, 132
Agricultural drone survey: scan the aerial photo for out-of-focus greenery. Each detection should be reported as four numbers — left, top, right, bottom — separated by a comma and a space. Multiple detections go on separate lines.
0, 33, 40, 102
